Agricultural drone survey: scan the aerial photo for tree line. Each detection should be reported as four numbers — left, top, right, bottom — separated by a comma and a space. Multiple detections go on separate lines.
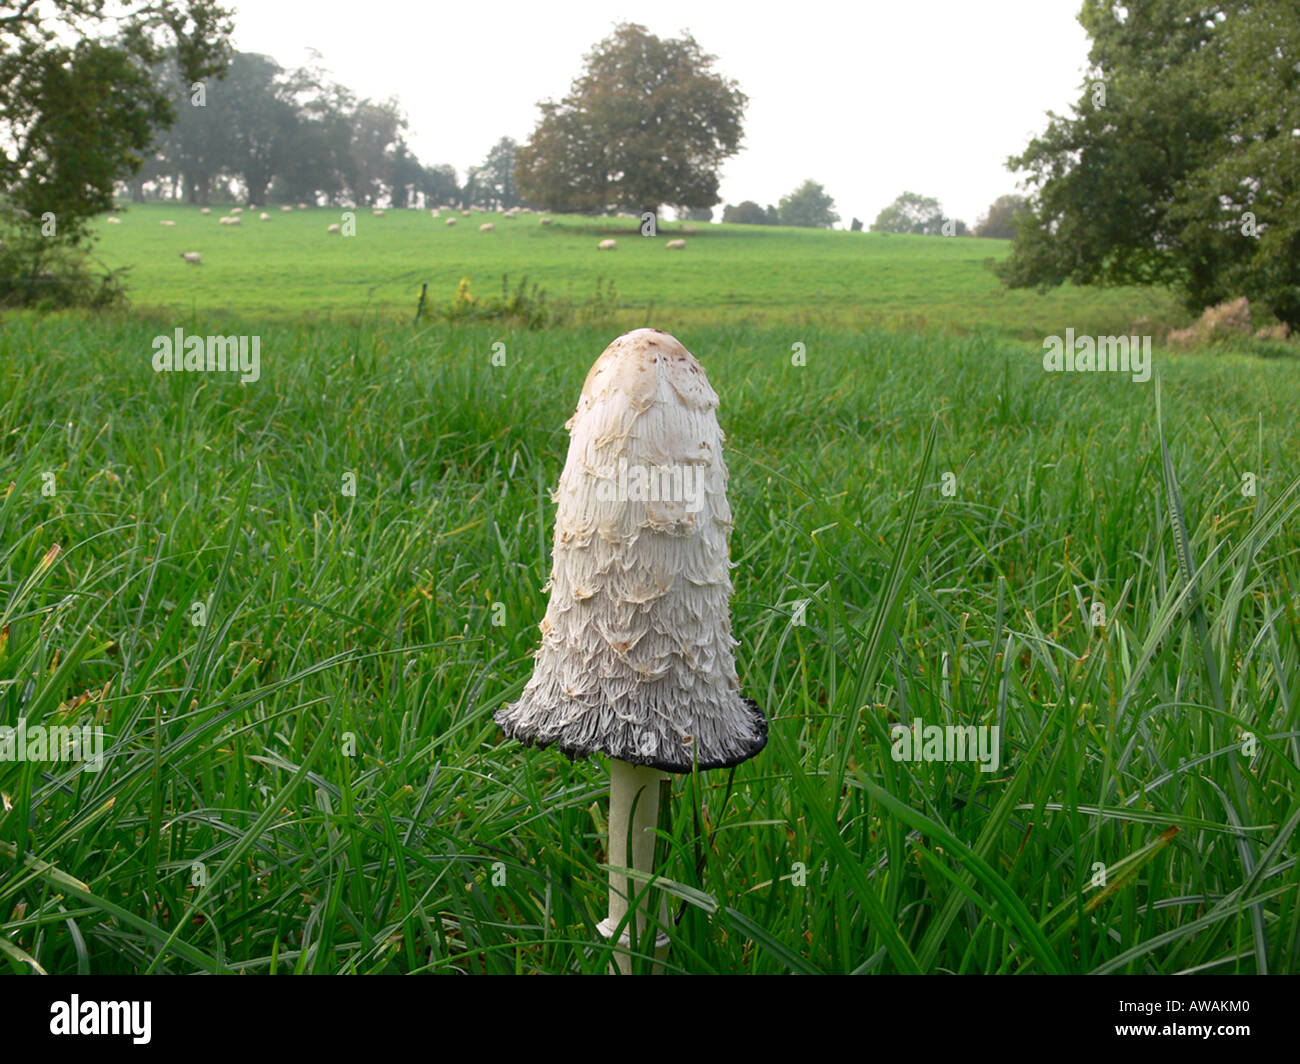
715, 188, 1026, 237
133, 52, 521, 210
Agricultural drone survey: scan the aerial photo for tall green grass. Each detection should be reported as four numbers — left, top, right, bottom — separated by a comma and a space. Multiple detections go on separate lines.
1, 312, 1297, 973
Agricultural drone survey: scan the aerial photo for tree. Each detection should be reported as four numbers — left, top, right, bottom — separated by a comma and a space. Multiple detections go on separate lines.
478, 137, 519, 209
389, 140, 423, 208
269, 62, 356, 206
419, 164, 460, 208
165, 56, 228, 204
345, 99, 404, 206
1, 0, 232, 305
124, 61, 182, 203
0, 0, 233, 243
1000, 0, 1300, 328
680, 206, 713, 222
219, 53, 298, 206
515, 22, 746, 214
850, 217, 863, 232
871, 191, 946, 235
973, 194, 1027, 239
778, 179, 839, 228
722, 201, 772, 225
461, 166, 489, 208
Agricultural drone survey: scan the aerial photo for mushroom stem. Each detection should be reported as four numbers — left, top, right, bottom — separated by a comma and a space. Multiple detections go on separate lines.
598, 759, 670, 974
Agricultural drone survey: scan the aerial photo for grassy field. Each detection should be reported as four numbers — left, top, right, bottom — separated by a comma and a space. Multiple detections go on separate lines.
89, 203, 1188, 336
2, 291, 1298, 972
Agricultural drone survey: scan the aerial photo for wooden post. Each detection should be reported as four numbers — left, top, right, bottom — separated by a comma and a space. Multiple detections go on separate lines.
414, 281, 427, 325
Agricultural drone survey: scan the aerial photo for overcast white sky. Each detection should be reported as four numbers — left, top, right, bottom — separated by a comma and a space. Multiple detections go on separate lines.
231, 0, 1094, 225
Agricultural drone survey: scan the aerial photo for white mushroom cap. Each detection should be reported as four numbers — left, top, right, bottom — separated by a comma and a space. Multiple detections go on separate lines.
496, 328, 767, 771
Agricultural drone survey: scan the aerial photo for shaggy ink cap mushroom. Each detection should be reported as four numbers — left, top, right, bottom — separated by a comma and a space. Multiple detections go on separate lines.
496, 328, 767, 772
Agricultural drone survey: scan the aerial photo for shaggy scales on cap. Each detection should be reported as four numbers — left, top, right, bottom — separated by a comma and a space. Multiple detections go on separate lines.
495, 328, 767, 772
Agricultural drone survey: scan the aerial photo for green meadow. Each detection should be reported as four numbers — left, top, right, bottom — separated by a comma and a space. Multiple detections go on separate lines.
92, 203, 1185, 335
1, 214, 1298, 974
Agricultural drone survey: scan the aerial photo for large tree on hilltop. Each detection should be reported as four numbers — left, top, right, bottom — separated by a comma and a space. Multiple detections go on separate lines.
779, 179, 839, 229
515, 22, 746, 214
871, 192, 946, 236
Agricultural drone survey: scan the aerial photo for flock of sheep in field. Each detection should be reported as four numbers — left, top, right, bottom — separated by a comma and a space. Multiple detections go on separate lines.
124, 203, 699, 268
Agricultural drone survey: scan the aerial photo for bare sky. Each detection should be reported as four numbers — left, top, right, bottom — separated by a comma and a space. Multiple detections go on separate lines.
231, 0, 1093, 225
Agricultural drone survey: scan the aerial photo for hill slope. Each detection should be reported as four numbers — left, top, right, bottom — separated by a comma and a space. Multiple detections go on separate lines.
94, 205, 1183, 334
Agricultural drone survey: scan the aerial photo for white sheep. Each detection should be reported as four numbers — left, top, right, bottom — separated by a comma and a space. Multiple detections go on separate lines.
327, 223, 341, 233
180, 252, 202, 265
372, 208, 385, 216
219, 216, 241, 226
297, 202, 309, 209
540, 217, 553, 226
446, 217, 458, 226
665, 239, 686, 250
259, 212, 271, 221
681, 224, 697, 235
230, 207, 243, 214
160, 220, 176, 227
106, 216, 122, 224
503, 209, 516, 219
598, 239, 617, 250
199, 207, 212, 216
280, 205, 293, 212
479, 222, 496, 233
430, 209, 440, 218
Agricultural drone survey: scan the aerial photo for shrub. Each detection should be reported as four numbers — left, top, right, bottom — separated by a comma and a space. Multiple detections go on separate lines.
430, 274, 618, 330
1166, 297, 1295, 357
0, 212, 128, 310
